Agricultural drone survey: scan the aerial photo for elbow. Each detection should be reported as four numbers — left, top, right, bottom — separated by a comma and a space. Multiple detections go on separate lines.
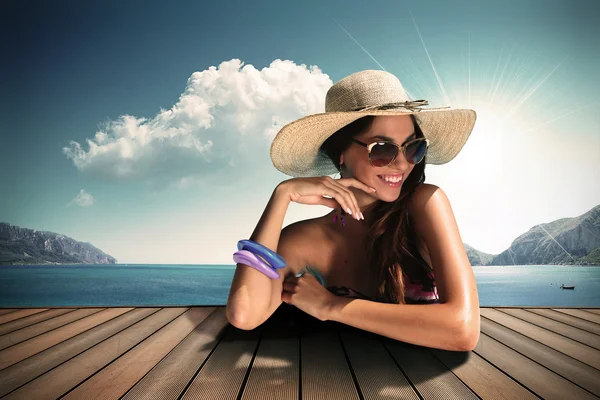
456, 310, 481, 351
226, 304, 259, 331
457, 328, 480, 351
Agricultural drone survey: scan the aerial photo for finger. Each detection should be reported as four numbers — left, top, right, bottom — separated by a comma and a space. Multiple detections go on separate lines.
327, 178, 360, 219
318, 197, 339, 209
323, 177, 360, 218
282, 282, 295, 292
338, 177, 377, 195
320, 181, 354, 217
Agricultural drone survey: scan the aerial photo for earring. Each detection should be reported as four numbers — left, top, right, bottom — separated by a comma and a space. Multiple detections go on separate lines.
332, 207, 347, 227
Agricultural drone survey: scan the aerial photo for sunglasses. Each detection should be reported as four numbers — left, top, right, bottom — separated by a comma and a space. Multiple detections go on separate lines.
350, 137, 429, 167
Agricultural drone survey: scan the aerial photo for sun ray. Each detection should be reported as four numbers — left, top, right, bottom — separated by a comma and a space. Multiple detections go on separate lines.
400, 48, 436, 101
487, 41, 507, 102
468, 31, 471, 109
409, 11, 451, 105
523, 101, 598, 132
328, 15, 386, 69
489, 43, 515, 109
503, 55, 569, 121
501, 49, 538, 110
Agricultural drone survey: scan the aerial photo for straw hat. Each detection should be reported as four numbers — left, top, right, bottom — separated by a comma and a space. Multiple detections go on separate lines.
270, 70, 477, 177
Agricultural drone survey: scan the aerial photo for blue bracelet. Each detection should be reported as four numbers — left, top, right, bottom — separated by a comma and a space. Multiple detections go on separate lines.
233, 250, 280, 279
237, 240, 286, 270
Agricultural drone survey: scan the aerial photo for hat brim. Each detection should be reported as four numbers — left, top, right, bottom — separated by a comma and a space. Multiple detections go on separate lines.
270, 108, 477, 177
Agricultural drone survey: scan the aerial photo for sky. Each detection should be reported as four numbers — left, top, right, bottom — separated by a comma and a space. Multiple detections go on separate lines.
1, 0, 599, 264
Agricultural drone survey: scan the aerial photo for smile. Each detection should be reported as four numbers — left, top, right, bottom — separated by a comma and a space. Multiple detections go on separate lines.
377, 174, 403, 187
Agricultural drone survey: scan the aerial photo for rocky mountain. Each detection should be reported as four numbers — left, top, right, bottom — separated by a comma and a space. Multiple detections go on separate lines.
464, 244, 495, 266
466, 205, 600, 266
0, 222, 117, 265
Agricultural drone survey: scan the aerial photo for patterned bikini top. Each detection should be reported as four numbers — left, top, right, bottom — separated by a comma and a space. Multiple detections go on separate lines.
298, 265, 439, 305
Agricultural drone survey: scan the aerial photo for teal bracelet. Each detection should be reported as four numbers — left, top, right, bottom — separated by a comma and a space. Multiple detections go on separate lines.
297, 265, 326, 286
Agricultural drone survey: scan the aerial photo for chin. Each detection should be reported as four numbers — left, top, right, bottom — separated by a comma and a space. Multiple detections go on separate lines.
373, 187, 402, 203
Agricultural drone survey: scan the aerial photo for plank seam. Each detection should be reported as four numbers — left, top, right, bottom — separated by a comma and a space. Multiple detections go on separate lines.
0, 309, 80, 337
471, 331, 543, 399
336, 328, 365, 400
424, 347, 483, 400
235, 324, 265, 400
493, 308, 600, 350
478, 319, 600, 398
118, 307, 223, 400
176, 314, 233, 400
54, 308, 186, 399
481, 314, 600, 373
380, 340, 424, 400
552, 309, 600, 325
522, 309, 600, 336
0, 309, 107, 350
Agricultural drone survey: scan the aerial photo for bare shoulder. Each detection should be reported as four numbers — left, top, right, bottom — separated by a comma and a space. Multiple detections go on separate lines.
407, 183, 455, 250
278, 217, 328, 275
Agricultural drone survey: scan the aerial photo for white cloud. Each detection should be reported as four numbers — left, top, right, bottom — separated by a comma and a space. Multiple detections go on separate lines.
68, 189, 95, 207
63, 59, 332, 186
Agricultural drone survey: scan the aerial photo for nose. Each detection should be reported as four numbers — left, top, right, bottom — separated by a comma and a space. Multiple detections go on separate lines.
390, 148, 410, 170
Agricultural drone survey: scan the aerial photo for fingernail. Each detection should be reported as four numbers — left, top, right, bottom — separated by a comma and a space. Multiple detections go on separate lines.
346, 207, 352, 215
370, 187, 376, 192
360, 212, 364, 220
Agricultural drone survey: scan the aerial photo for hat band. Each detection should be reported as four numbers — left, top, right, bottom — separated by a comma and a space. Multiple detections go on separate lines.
350, 99, 450, 112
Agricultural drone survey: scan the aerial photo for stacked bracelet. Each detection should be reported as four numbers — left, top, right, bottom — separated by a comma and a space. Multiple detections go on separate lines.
237, 240, 286, 269
233, 239, 287, 280
233, 249, 280, 279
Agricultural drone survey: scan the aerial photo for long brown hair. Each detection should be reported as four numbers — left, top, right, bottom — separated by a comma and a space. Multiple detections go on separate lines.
319, 114, 433, 304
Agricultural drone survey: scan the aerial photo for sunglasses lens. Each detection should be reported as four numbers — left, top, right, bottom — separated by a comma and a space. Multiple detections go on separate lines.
370, 142, 398, 167
406, 140, 427, 164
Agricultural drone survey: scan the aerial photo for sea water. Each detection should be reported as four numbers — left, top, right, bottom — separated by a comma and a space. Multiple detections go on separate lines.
0, 264, 598, 308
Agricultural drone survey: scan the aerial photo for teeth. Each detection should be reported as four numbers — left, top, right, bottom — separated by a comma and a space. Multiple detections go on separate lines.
380, 175, 402, 183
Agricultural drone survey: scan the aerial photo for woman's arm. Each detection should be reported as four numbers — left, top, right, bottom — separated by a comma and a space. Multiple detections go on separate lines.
326, 184, 480, 351
225, 184, 306, 330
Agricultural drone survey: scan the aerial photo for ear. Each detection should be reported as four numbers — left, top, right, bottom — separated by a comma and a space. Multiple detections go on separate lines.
339, 154, 344, 166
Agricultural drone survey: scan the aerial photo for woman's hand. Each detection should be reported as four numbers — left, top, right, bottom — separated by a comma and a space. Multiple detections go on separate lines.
277, 176, 376, 220
281, 273, 340, 322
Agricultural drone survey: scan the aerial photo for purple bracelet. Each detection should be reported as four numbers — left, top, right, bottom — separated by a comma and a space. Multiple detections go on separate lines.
233, 250, 280, 279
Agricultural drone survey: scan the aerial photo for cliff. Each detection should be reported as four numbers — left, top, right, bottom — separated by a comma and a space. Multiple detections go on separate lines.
0, 222, 117, 265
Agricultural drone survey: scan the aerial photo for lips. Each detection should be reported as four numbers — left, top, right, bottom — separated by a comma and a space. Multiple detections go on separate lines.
377, 174, 403, 188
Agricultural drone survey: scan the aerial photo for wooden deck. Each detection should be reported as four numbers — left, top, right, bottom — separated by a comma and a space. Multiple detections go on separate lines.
0, 305, 599, 399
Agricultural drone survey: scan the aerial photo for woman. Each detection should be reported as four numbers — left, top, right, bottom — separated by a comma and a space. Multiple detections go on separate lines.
226, 70, 480, 351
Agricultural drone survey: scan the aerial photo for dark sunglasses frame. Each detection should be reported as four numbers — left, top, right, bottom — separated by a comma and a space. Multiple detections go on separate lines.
350, 137, 430, 166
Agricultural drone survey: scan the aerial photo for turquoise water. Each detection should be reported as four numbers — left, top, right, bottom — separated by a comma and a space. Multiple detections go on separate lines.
0, 264, 599, 307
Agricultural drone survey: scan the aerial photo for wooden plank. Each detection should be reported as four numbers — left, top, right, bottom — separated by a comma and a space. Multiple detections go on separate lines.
0, 309, 104, 350
429, 347, 539, 400
481, 308, 600, 370
384, 340, 479, 399
240, 311, 300, 400
297, 323, 360, 400
340, 329, 419, 399
0, 307, 133, 370
0, 309, 49, 324
583, 309, 600, 316
473, 332, 598, 400
0, 309, 20, 316
527, 309, 600, 335
61, 307, 214, 400
120, 308, 229, 400
0, 308, 78, 336
496, 308, 600, 351
553, 309, 600, 324
3, 308, 187, 400
0, 308, 159, 398
180, 319, 264, 399
480, 316, 600, 396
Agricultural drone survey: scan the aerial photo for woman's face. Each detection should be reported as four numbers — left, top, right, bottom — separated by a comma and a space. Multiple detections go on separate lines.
341, 115, 418, 203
